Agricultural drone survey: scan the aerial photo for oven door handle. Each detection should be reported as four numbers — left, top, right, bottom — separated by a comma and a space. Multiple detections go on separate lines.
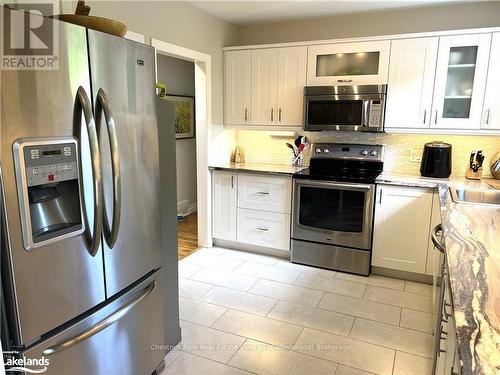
294, 179, 373, 191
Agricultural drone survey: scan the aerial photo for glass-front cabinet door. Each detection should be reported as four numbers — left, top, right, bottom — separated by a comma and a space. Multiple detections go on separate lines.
431, 34, 491, 129
307, 41, 390, 85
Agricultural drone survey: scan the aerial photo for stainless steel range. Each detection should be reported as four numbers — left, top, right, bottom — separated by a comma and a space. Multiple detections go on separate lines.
291, 143, 384, 275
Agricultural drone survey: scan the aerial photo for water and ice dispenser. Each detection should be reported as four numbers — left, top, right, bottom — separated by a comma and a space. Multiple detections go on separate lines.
13, 138, 84, 250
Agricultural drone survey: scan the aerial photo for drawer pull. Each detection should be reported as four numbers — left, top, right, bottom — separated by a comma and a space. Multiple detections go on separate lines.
257, 191, 270, 195
256, 227, 269, 232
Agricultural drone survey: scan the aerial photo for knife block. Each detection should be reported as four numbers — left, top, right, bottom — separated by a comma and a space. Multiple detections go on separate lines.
465, 167, 482, 180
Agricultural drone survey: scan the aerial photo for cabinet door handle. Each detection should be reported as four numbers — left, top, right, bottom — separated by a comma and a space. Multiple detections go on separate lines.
256, 227, 269, 232
432, 224, 446, 253
279, 108, 282, 122
271, 108, 274, 122
338, 79, 353, 83
379, 189, 383, 204
444, 303, 453, 319
434, 110, 438, 125
422, 109, 427, 124
257, 191, 269, 195
484, 109, 491, 126
231, 175, 234, 189
244, 108, 248, 122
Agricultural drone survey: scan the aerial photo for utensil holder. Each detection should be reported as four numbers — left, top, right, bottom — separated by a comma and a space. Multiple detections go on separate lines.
465, 167, 482, 180
291, 153, 304, 167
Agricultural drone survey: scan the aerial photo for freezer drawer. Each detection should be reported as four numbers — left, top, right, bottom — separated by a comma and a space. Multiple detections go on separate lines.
20, 270, 166, 375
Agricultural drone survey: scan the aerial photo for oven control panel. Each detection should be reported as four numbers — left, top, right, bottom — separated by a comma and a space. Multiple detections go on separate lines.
312, 143, 384, 162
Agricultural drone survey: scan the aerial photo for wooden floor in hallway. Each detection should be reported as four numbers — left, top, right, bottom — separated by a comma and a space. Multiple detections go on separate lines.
178, 213, 199, 260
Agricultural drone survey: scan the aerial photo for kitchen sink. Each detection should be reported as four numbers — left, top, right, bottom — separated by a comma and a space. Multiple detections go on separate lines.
450, 187, 500, 206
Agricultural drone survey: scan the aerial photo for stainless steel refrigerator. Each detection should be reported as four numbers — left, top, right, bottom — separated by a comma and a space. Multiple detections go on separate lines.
1, 7, 176, 374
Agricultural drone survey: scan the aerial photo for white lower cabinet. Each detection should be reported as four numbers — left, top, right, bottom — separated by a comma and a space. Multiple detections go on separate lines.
212, 171, 237, 241
237, 208, 290, 251
212, 171, 292, 251
372, 184, 434, 274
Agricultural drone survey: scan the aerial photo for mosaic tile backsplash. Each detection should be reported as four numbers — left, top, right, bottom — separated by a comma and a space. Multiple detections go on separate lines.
235, 130, 500, 177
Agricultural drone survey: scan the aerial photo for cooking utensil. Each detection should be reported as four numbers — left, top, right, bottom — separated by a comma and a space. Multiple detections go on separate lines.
286, 143, 297, 156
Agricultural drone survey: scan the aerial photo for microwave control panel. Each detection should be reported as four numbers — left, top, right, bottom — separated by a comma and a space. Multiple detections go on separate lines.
368, 100, 383, 128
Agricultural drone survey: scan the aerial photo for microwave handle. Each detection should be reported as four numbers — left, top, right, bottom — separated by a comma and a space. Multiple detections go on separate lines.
363, 100, 370, 127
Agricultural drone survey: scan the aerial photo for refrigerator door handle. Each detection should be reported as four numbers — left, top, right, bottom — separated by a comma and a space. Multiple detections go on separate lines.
95, 88, 121, 248
42, 279, 157, 356
74, 86, 103, 257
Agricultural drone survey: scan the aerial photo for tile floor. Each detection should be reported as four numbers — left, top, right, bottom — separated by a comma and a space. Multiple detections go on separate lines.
161, 247, 435, 375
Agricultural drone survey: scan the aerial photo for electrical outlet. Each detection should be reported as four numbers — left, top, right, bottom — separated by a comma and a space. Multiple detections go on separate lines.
409, 149, 422, 163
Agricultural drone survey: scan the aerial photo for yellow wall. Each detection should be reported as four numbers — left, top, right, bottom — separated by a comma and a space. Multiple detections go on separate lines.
235, 130, 500, 177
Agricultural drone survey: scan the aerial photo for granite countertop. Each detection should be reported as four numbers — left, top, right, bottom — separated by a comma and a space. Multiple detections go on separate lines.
376, 172, 497, 190
209, 162, 307, 175
438, 184, 500, 374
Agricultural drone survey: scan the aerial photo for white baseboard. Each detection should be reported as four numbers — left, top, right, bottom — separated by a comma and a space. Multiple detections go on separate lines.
177, 200, 189, 216
187, 202, 197, 215
213, 239, 290, 259
178, 200, 197, 217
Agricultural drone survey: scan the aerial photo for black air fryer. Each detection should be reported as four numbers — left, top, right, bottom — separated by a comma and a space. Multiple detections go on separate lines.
420, 142, 452, 178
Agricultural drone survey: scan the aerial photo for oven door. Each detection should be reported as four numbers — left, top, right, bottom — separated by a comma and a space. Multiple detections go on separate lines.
292, 179, 375, 250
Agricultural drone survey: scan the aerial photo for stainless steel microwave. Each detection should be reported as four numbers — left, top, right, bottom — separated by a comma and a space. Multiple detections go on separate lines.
303, 85, 387, 132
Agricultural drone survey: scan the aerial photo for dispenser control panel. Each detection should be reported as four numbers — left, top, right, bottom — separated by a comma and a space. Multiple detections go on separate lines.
23, 143, 78, 186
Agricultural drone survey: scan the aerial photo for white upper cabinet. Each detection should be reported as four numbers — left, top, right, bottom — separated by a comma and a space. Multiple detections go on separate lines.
251, 47, 307, 126
225, 50, 251, 124
276, 46, 307, 126
224, 29, 500, 133
482, 32, 500, 130
251, 49, 279, 125
430, 34, 492, 129
385, 38, 438, 129
307, 41, 391, 85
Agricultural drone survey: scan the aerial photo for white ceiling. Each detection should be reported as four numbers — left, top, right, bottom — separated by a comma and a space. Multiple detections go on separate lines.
189, 0, 463, 25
